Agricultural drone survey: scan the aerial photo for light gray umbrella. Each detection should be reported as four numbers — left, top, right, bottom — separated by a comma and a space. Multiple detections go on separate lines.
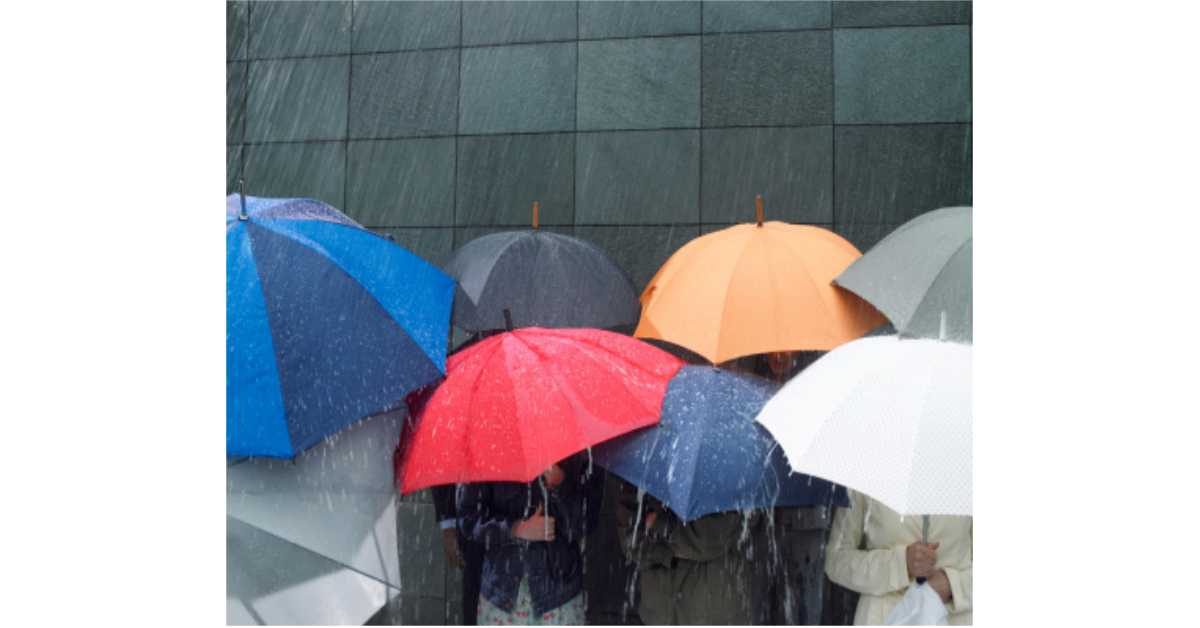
833, 206, 972, 342
444, 219, 640, 333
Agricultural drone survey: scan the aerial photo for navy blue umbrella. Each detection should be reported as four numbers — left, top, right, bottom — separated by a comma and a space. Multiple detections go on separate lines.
591, 366, 848, 522
226, 193, 454, 458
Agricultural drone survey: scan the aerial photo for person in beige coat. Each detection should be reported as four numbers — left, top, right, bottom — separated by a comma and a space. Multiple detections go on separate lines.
825, 491, 973, 625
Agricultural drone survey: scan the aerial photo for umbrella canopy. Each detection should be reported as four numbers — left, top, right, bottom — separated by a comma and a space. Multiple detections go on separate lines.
227, 194, 454, 458
398, 327, 685, 494
755, 336, 972, 516
635, 220, 887, 364
834, 206, 972, 342
444, 225, 640, 333
592, 366, 848, 522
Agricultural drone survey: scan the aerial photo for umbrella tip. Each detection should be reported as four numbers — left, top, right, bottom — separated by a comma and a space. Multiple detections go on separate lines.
756, 195, 762, 227
503, 308, 514, 332
239, 180, 247, 221
533, 202, 538, 229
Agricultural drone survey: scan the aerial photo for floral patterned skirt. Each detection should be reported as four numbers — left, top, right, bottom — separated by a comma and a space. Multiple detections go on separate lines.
476, 578, 585, 626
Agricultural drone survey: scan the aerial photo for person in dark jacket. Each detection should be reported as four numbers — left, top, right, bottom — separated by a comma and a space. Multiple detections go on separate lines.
726, 351, 832, 625
460, 452, 605, 625
614, 478, 754, 625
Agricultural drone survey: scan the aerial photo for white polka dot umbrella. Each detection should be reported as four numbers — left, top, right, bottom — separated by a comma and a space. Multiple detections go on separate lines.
754, 335, 972, 517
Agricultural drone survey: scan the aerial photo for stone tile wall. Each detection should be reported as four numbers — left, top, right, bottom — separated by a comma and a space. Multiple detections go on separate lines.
227, 2, 972, 623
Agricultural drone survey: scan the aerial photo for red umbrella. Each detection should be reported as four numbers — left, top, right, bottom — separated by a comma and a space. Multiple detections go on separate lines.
398, 327, 685, 494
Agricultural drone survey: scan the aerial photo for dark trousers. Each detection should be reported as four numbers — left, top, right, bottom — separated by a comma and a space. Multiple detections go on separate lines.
462, 537, 485, 625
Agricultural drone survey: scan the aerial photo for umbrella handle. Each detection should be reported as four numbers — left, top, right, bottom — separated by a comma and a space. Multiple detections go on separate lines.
915, 514, 931, 585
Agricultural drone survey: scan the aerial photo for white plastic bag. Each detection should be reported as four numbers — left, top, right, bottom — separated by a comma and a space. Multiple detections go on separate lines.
883, 582, 948, 625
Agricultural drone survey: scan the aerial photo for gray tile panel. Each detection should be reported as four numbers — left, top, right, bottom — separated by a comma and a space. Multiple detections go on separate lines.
346, 138, 457, 227
702, 1, 832, 33
459, 43, 576, 135
350, 50, 460, 139
352, 0, 461, 53
227, 0, 248, 60
834, 25, 971, 124
578, 37, 701, 131
461, 0, 578, 46
246, 56, 350, 142
248, 0, 352, 59
243, 141, 347, 210
456, 133, 576, 226
227, 145, 243, 195
227, 61, 247, 145
574, 224, 700, 293
374, 228, 456, 270
833, 124, 972, 226
833, 1, 972, 28
702, 31, 833, 127
579, 1, 701, 39
701, 126, 833, 224
832, 222, 902, 255
396, 501, 446, 597
575, 130, 700, 225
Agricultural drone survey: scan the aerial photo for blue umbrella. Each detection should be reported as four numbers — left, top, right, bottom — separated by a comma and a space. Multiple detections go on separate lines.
226, 193, 454, 458
591, 366, 848, 522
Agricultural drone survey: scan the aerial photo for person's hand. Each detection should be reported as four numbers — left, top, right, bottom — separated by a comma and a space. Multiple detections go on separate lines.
927, 569, 952, 603
542, 464, 564, 489
441, 528, 464, 569
512, 505, 555, 541
905, 541, 940, 579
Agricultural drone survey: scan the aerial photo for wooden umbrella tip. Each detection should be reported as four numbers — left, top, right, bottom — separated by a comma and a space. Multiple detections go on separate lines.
533, 202, 539, 229
756, 195, 763, 227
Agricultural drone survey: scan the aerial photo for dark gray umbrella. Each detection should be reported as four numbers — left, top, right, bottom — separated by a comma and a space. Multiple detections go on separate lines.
444, 228, 641, 333
833, 206, 972, 342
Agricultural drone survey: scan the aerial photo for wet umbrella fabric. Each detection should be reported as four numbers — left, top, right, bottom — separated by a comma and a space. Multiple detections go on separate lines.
227, 194, 454, 458
443, 230, 640, 333
397, 327, 685, 494
635, 222, 887, 364
834, 206, 972, 343
755, 336, 972, 516
592, 366, 848, 522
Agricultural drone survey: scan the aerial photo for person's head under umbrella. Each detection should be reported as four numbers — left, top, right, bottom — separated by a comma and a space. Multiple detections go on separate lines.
721, 350, 825, 384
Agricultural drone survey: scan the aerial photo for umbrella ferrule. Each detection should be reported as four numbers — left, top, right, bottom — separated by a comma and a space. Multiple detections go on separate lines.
239, 179, 248, 220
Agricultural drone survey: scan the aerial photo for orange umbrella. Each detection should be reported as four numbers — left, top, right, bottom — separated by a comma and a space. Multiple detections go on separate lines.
635, 198, 886, 364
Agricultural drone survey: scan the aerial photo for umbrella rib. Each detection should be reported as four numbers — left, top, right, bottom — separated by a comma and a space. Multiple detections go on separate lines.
765, 226, 839, 345
904, 235, 972, 333
461, 337, 509, 482
715, 228, 771, 361
240, 222, 293, 455
545, 330, 667, 424
686, 228, 750, 362
256, 219, 447, 363
903, 350, 943, 515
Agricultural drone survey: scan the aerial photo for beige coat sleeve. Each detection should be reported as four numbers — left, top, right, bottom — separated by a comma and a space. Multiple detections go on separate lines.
824, 492, 911, 596
943, 518, 972, 615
